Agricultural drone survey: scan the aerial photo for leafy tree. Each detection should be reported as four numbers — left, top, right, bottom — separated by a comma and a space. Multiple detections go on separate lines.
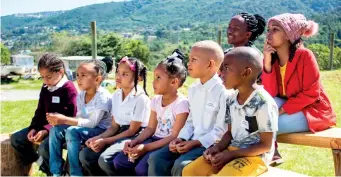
1, 43, 11, 65
98, 33, 123, 57
308, 44, 341, 70
121, 39, 150, 64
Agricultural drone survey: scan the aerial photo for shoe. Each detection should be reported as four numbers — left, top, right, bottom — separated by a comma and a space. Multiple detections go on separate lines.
269, 148, 284, 167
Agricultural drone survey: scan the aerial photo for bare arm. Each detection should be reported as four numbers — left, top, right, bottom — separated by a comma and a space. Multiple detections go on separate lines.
144, 112, 188, 152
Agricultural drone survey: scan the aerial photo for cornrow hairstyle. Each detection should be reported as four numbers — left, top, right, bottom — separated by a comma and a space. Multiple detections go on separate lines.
101, 56, 114, 73
271, 38, 302, 65
158, 49, 188, 87
239, 12, 266, 46
38, 53, 65, 73
85, 59, 110, 83
116, 57, 149, 96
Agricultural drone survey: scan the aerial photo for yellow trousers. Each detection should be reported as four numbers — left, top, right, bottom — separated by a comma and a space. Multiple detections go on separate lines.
182, 146, 267, 176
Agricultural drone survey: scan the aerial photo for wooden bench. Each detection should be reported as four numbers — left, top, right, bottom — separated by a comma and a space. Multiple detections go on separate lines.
276, 127, 341, 176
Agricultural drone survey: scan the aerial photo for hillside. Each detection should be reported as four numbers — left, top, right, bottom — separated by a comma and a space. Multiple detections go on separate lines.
2, 0, 340, 33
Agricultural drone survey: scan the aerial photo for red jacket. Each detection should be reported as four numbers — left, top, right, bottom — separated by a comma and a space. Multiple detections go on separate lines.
262, 47, 336, 132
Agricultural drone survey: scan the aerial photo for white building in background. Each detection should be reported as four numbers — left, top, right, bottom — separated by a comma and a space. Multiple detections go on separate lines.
1, 55, 35, 77
60, 56, 105, 71
11, 54, 34, 69
60, 56, 105, 80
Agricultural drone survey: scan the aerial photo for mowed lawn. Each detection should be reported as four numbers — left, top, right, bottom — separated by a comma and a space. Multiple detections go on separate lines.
1, 70, 340, 176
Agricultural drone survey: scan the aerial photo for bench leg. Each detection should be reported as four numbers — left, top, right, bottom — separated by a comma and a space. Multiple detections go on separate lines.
333, 149, 341, 176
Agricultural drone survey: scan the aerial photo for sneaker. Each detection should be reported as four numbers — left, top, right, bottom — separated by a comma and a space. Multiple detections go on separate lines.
269, 148, 284, 167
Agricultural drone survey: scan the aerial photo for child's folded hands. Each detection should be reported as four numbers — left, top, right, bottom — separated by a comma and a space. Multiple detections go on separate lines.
85, 136, 100, 148
169, 138, 183, 153
123, 140, 138, 155
211, 150, 235, 174
203, 145, 222, 164
33, 130, 48, 142
46, 113, 65, 126
176, 140, 198, 154
27, 129, 37, 142
130, 144, 146, 157
91, 138, 107, 152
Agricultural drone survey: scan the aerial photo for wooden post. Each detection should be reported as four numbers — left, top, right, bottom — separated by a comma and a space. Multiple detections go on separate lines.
329, 32, 334, 70
217, 27, 222, 46
91, 21, 97, 60
1, 134, 34, 176
333, 149, 341, 176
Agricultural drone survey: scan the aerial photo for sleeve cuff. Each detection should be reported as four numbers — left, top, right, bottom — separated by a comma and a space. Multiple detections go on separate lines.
197, 136, 213, 148
43, 124, 53, 131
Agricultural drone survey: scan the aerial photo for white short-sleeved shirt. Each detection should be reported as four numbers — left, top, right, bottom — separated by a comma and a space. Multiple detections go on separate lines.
151, 95, 189, 138
225, 86, 278, 165
111, 86, 150, 127
178, 74, 231, 148
76, 87, 112, 129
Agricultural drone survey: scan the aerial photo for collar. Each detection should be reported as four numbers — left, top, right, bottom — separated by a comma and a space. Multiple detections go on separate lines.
45, 75, 68, 92
200, 74, 222, 91
120, 86, 145, 103
234, 85, 263, 108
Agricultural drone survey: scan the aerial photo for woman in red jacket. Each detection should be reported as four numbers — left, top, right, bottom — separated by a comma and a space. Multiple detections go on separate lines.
262, 13, 336, 164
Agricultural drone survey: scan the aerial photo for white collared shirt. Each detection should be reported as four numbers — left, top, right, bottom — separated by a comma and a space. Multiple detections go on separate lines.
178, 74, 231, 148
111, 86, 150, 127
45, 75, 69, 92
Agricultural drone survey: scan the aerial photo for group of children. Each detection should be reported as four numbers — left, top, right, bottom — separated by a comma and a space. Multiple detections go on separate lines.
10, 12, 336, 176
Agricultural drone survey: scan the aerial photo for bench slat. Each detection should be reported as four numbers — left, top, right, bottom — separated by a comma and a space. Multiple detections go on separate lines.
277, 128, 341, 149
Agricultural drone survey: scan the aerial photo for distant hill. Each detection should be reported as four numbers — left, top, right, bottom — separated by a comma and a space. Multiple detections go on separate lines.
2, 0, 340, 33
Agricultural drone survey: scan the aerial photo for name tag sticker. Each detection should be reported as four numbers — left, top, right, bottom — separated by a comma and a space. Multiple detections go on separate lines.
52, 96, 60, 103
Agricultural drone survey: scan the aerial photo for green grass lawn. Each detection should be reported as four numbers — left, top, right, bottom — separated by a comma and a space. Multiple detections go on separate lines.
1, 78, 43, 90
1, 70, 340, 176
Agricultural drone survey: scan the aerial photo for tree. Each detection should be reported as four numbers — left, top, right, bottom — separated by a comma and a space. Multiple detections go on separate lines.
1, 43, 11, 65
97, 33, 123, 57
121, 40, 150, 64
308, 44, 341, 70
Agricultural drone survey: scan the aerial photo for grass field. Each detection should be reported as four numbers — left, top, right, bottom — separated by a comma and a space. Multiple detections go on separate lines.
1, 70, 340, 176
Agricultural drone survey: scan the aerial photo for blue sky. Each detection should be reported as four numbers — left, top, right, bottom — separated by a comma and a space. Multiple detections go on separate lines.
1, 0, 126, 16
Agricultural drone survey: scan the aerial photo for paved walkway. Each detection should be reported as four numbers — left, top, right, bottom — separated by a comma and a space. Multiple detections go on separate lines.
0, 89, 40, 101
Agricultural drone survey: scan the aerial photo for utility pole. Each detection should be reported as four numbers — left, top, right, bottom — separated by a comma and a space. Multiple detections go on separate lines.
91, 21, 97, 60
217, 27, 222, 46
329, 32, 335, 70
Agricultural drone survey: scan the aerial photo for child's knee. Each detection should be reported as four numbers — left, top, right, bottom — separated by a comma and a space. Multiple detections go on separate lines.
50, 125, 65, 137
65, 127, 80, 141
79, 148, 88, 165
37, 142, 49, 159
112, 155, 123, 169
10, 131, 24, 146
171, 159, 187, 176
182, 164, 194, 176
147, 151, 158, 166
182, 157, 207, 176
98, 155, 108, 170
135, 165, 148, 176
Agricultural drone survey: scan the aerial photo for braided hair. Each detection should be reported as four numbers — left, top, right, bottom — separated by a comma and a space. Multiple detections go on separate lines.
38, 53, 65, 73
158, 49, 187, 87
84, 59, 113, 83
238, 12, 266, 46
116, 57, 148, 96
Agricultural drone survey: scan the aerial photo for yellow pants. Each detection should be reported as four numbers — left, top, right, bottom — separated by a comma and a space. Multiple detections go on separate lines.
182, 146, 267, 176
